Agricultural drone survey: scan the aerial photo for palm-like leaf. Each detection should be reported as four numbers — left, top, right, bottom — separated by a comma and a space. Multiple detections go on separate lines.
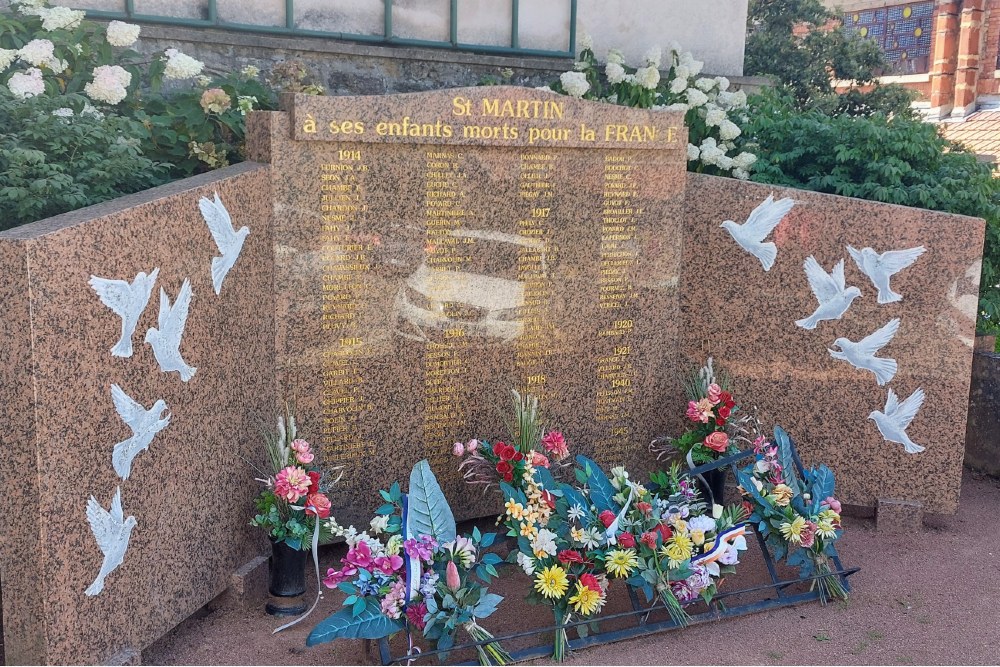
406, 460, 456, 544
307, 598, 404, 644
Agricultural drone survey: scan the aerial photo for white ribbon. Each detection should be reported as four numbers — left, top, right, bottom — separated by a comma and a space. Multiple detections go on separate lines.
605, 482, 638, 545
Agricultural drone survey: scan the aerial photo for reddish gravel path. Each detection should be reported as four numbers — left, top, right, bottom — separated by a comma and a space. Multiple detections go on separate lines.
144, 471, 1000, 666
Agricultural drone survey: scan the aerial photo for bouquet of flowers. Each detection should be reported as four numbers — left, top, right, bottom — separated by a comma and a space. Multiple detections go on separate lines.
735, 426, 848, 603
572, 460, 749, 626
250, 405, 336, 550
665, 357, 744, 467
308, 460, 510, 665
455, 391, 606, 661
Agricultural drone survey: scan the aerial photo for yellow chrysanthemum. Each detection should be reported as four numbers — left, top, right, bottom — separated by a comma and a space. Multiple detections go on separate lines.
519, 522, 538, 539
568, 581, 602, 615
660, 534, 693, 567
816, 520, 837, 539
505, 499, 524, 520
534, 565, 569, 599
818, 509, 840, 524
779, 516, 806, 544
605, 548, 639, 578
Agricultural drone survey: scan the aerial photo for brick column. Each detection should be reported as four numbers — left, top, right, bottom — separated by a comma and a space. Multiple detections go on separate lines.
928, 0, 961, 118
952, 0, 985, 116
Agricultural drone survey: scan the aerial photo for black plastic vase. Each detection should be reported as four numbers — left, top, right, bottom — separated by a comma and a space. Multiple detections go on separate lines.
695, 467, 727, 506
265, 539, 308, 616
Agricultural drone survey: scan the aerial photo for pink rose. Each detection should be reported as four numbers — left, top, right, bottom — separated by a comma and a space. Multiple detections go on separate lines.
703, 431, 729, 453
531, 451, 550, 468
291, 439, 310, 453
466, 439, 479, 453
296, 450, 315, 464
452, 441, 465, 457
822, 497, 842, 514
707, 383, 722, 405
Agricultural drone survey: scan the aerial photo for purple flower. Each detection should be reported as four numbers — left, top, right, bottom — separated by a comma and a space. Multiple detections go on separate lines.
404, 535, 438, 562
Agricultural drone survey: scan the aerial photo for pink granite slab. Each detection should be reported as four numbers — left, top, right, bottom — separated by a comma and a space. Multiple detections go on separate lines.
679, 173, 985, 514
0, 163, 277, 664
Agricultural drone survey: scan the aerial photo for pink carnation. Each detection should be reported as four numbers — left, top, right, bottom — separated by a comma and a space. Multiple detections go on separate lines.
541, 431, 569, 460
405, 601, 428, 631
274, 466, 311, 502
800, 521, 818, 548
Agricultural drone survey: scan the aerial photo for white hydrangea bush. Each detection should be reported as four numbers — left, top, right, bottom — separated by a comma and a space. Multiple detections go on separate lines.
549, 40, 756, 179
0, 0, 204, 106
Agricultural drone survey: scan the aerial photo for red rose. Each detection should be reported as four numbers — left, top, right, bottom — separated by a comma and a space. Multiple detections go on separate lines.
657, 523, 673, 542
718, 405, 731, 419
741, 500, 753, 516
719, 391, 732, 405
557, 549, 584, 564
503, 472, 513, 482
496, 460, 513, 476
617, 532, 636, 548
716, 418, 725, 426
640, 531, 658, 549
599, 510, 616, 528
579, 573, 602, 593
307, 471, 321, 491
636, 501, 652, 516
512, 451, 524, 462
703, 431, 729, 452
492, 440, 505, 456
305, 493, 331, 518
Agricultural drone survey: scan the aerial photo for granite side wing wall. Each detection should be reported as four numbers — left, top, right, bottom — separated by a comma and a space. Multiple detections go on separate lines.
0, 163, 277, 664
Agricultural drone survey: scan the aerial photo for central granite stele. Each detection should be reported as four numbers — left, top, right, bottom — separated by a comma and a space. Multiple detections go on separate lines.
248, 88, 689, 523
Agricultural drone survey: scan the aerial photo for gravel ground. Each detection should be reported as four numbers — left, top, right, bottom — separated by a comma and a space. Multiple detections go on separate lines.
143, 471, 1000, 666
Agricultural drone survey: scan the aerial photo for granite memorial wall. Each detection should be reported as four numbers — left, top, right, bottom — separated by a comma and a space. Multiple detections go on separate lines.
248, 89, 689, 524
0, 87, 986, 663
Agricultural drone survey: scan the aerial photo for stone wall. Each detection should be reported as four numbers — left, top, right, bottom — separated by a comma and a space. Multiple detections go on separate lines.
0, 163, 277, 664
965, 351, 1000, 476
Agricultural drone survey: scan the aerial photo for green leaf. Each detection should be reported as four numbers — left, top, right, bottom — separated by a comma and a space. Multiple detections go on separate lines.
472, 593, 503, 618
307, 598, 404, 644
352, 597, 367, 617
406, 460, 456, 543
375, 503, 395, 515
575, 455, 620, 513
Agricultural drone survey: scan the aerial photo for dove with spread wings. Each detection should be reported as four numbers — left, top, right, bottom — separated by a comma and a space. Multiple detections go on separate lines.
145, 278, 197, 381
869, 387, 926, 454
88, 269, 159, 358
795, 256, 862, 330
110, 383, 170, 481
199, 192, 249, 295
85, 487, 137, 596
720, 194, 795, 271
828, 318, 900, 386
847, 245, 926, 304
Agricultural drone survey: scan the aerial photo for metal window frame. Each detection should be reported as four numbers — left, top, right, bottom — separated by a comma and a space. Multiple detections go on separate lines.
84, 0, 577, 59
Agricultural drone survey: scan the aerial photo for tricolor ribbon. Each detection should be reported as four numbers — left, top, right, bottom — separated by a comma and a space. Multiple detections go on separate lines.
692, 524, 747, 567
402, 493, 421, 604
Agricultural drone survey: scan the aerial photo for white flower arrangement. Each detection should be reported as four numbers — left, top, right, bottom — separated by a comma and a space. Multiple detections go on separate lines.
38, 6, 84, 32
0, 49, 17, 73
8, 67, 44, 99
163, 48, 204, 80
17, 38, 56, 68
84, 64, 131, 105
559, 70, 590, 99
548, 42, 756, 179
105, 20, 141, 48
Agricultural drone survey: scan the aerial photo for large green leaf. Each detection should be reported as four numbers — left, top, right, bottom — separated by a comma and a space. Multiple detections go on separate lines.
406, 459, 456, 543
575, 455, 620, 514
306, 598, 404, 645
772, 426, 800, 494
